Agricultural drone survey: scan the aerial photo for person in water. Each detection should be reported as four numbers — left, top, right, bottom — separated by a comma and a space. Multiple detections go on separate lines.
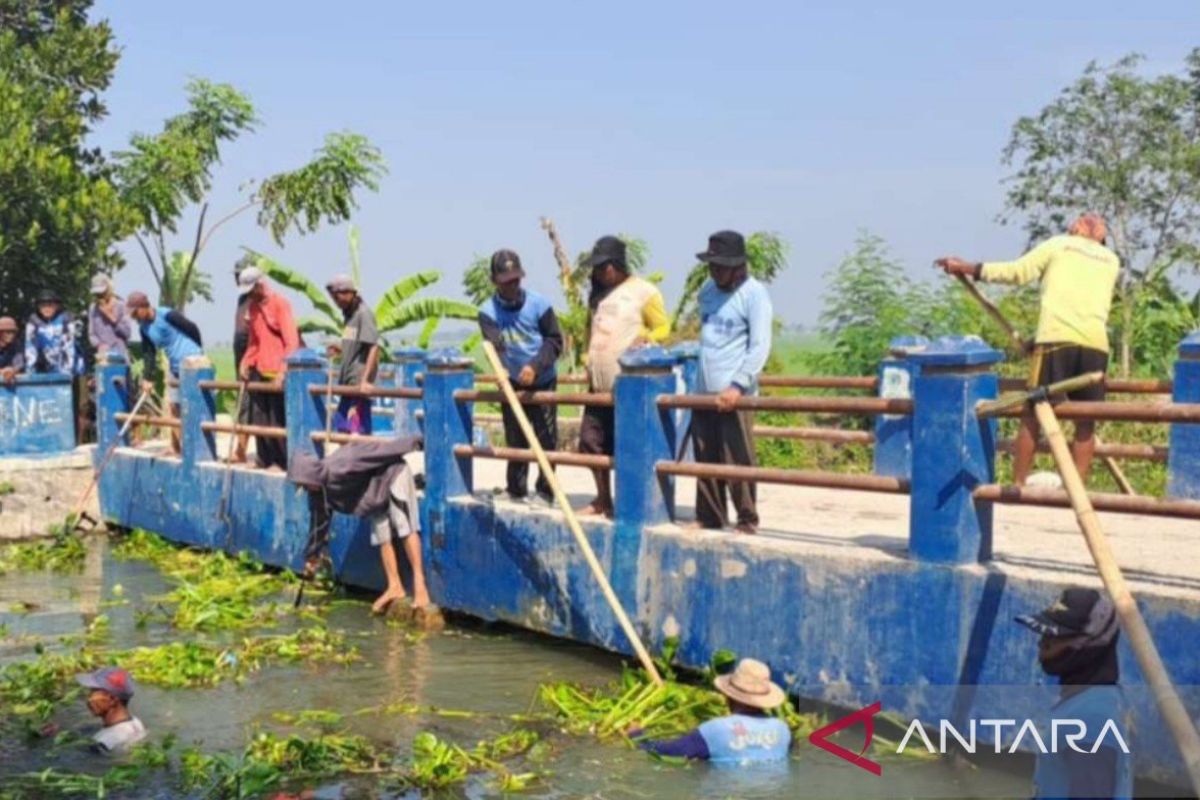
1017, 587, 1132, 800
75, 666, 147, 754
631, 658, 791, 763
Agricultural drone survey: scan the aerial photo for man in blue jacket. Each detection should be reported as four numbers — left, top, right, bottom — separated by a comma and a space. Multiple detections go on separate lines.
692, 231, 774, 534
127, 291, 204, 453
24, 289, 81, 376
477, 249, 563, 504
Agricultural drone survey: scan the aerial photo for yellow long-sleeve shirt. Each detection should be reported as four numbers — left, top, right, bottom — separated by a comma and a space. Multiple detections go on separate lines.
980, 234, 1120, 352
639, 290, 671, 344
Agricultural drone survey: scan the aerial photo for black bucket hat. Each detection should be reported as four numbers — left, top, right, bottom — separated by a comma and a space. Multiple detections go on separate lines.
1016, 587, 1117, 640
489, 249, 525, 284
697, 230, 747, 267
586, 236, 627, 270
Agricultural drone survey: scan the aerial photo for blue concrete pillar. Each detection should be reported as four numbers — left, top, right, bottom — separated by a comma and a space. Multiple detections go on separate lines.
284, 349, 329, 462
908, 336, 1002, 564
422, 350, 474, 515
1168, 331, 1200, 499
874, 336, 928, 479
96, 353, 130, 455
614, 347, 680, 527
394, 347, 427, 438
669, 341, 699, 461
179, 357, 217, 468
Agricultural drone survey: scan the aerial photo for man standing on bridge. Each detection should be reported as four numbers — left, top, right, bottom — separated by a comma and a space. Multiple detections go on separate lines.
691, 230, 773, 535
239, 266, 301, 470
127, 292, 204, 455
936, 213, 1119, 485
326, 273, 380, 435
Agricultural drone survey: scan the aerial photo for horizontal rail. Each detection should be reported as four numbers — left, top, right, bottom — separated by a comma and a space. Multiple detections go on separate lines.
198, 379, 282, 394
307, 384, 422, 400
996, 438, 1168, 462
655, 461, 909, 494
752, 425, 875, 445
474, 373, 589, 386
311, 431, 391, 446
998, 377, 1172, 395
759, 375, 879, 390
200, 421, 287, 439
454, 444, 614, 469
990, 400, 1200, 424
657, 394, 912, 416
114, 413, 181, 429
973, 484, 1200, 519
454, 389, 613, 407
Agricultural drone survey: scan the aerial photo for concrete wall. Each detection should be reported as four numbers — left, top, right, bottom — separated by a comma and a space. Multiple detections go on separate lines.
0, 374, 75, 457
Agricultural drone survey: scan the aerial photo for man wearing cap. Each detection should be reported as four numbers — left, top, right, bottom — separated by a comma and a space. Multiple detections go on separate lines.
127, 292, 204, 454
238, 267, 301, 469
327, 273, 380, 435
231, 256, 257, 462
936, 214, 1119, 485
478, 249, 563, 503
691, 230, 774, 535
631, 658, 791, 763
24, 289, 81, 376
0, 316, 24, 385
87, 276, 132, 361
75, 666, 147, 754
578, 235, 670, 518
1016, 587, 1132, 799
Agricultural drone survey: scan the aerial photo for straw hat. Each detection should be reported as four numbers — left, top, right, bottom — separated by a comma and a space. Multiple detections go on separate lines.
713, 658, 786, 709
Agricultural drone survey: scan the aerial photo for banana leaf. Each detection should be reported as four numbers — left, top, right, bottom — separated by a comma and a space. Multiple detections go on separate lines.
417, 317, 440, 349
375, 271, 443, 318
298, 315, 340, 336
377, 298, 478, 333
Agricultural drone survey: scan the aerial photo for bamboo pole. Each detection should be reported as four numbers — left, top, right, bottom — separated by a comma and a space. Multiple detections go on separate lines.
480, 341, 663, 686
1033, 400, 1200, 793
976, 372, 1105, 418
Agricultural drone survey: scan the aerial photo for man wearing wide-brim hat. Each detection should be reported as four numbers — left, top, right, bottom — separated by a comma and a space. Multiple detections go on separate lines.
689, 230, 774, 535
631, 658, 792, 763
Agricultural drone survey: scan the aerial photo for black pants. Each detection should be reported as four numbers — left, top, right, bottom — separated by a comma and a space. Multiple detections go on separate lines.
692, 409, 759, 528
249, 368, 287, 469
502, 380, 557, 498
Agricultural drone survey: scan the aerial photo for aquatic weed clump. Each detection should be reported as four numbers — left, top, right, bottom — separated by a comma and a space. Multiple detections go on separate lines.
0, 533, 87, 575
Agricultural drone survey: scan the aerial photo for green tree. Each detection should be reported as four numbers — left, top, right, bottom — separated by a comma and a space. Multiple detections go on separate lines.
1000, 50, 1200, 376
0, 0, 132, 318
114, 79, 386, 310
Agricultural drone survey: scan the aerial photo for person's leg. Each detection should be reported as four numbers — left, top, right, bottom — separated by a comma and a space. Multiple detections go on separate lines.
1071, 420, 1097, 481
261, 391, 288, 469
1068, 347, 1108, 485
1013, 411, 1039, 486
233, 387, 250, 462
401, 532, 431, 608
577, 407, 613, 516
531, 397, 558, 501
724, 410, 760, 531
691, 410, 728, 529
501, 402, 529, 497
370, 513, 407, 613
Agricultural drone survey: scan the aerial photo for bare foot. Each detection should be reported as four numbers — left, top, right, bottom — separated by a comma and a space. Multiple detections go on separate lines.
372, 588, 407, 615
575, 502, 612, 519
734, 522, 758, 535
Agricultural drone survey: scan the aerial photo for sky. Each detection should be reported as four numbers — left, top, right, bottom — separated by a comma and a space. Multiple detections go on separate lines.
88, 0, 1200, 342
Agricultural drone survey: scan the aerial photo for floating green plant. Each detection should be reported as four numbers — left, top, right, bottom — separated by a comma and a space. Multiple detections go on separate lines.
0, 532, 87, 574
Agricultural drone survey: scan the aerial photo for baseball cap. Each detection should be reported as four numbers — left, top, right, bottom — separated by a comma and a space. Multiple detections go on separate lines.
237, 267, 264, 295
1016, 587, 1113, 638
90, 275, 113, 296
76, 667, 136, 702
326, 273, 356, 293
489, 249, 524, 283
126, 291, 151, 310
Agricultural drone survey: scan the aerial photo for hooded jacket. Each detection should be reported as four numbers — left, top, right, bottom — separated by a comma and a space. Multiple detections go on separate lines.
288, 436, 422, 518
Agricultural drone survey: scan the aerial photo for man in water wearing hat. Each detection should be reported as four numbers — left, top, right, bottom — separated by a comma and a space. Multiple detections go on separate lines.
326, 273, 380, 435
24, 289, 81, 377
1016, 587, 1132, 799
127, 291, 204, 453
238, 267, 301, 469
631, 658, 791, 763
577, 235, 670, 518
75, 666, 148, 754
477, 249, 563, 504
0, 316, 24, 385
87, 276, 132, 361
936, 214, 1119, 485
691, 230, 774, 535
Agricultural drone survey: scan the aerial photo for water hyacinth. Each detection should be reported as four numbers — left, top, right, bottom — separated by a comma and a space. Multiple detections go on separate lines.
0, 533, 87, 575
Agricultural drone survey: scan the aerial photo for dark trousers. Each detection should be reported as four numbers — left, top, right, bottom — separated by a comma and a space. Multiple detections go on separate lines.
501, 380, 557, 498
248, 368, 287, 469
692, 409, 759, 528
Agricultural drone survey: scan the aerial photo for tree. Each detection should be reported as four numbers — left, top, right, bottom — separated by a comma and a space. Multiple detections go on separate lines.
670, 231, 788, 332
114, 79, 386, 310
1000, 50, 1200, 376
0, 0, 132, 318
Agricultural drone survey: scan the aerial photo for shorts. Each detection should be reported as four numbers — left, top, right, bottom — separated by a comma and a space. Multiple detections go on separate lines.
578, 406, 615, 456
369, 472, 416, 546
1028, 344, 1108, 402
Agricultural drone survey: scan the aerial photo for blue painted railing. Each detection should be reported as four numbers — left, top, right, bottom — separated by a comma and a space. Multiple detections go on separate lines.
0, 373, 76, 457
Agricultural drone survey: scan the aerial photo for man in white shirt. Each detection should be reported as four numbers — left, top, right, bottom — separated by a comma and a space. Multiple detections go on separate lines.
76, 666, 147, 754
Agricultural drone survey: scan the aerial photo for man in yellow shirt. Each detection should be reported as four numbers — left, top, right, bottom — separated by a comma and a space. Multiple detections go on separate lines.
936, 213, 1119, 484
577, 235, 670, 517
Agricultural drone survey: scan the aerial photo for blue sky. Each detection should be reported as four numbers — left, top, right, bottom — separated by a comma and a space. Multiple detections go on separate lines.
90, 1, 1200, 340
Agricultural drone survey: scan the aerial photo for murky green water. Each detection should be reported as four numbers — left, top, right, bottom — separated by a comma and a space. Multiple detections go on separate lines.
0, 538, 1035, 799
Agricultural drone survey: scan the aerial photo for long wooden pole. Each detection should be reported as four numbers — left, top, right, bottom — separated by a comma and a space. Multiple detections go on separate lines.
481, 341, 663, 685
953, 273, 1135, 495
1033, 400, 1200, 793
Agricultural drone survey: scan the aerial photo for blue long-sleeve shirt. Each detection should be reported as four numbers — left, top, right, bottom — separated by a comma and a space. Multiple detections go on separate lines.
697, 276, 773, 394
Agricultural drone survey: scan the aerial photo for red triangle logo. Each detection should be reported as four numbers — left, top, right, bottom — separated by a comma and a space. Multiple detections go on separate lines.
808, 701, 883, 775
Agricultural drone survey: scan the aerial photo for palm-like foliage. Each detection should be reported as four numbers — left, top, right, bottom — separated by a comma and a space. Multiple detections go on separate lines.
671, 232, 788, 329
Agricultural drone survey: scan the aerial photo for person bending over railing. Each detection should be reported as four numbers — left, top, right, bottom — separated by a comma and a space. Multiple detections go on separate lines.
478, 248, 564, 505
936, 213, 1118, 485
689, 231, 773, 535
127, 291, 203, 455
577, 235, 670, 518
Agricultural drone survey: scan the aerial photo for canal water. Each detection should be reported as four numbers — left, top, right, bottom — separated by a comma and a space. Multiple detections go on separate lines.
0, 537, 1035, 799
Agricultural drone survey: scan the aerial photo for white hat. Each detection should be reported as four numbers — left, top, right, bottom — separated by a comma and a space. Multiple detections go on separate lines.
713, 658, 786, 709
237, 266, 264, 295
90, 275, 113, 296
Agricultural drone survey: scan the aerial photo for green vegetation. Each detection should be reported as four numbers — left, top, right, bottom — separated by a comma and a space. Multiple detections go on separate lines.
0, 533, 87, 575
